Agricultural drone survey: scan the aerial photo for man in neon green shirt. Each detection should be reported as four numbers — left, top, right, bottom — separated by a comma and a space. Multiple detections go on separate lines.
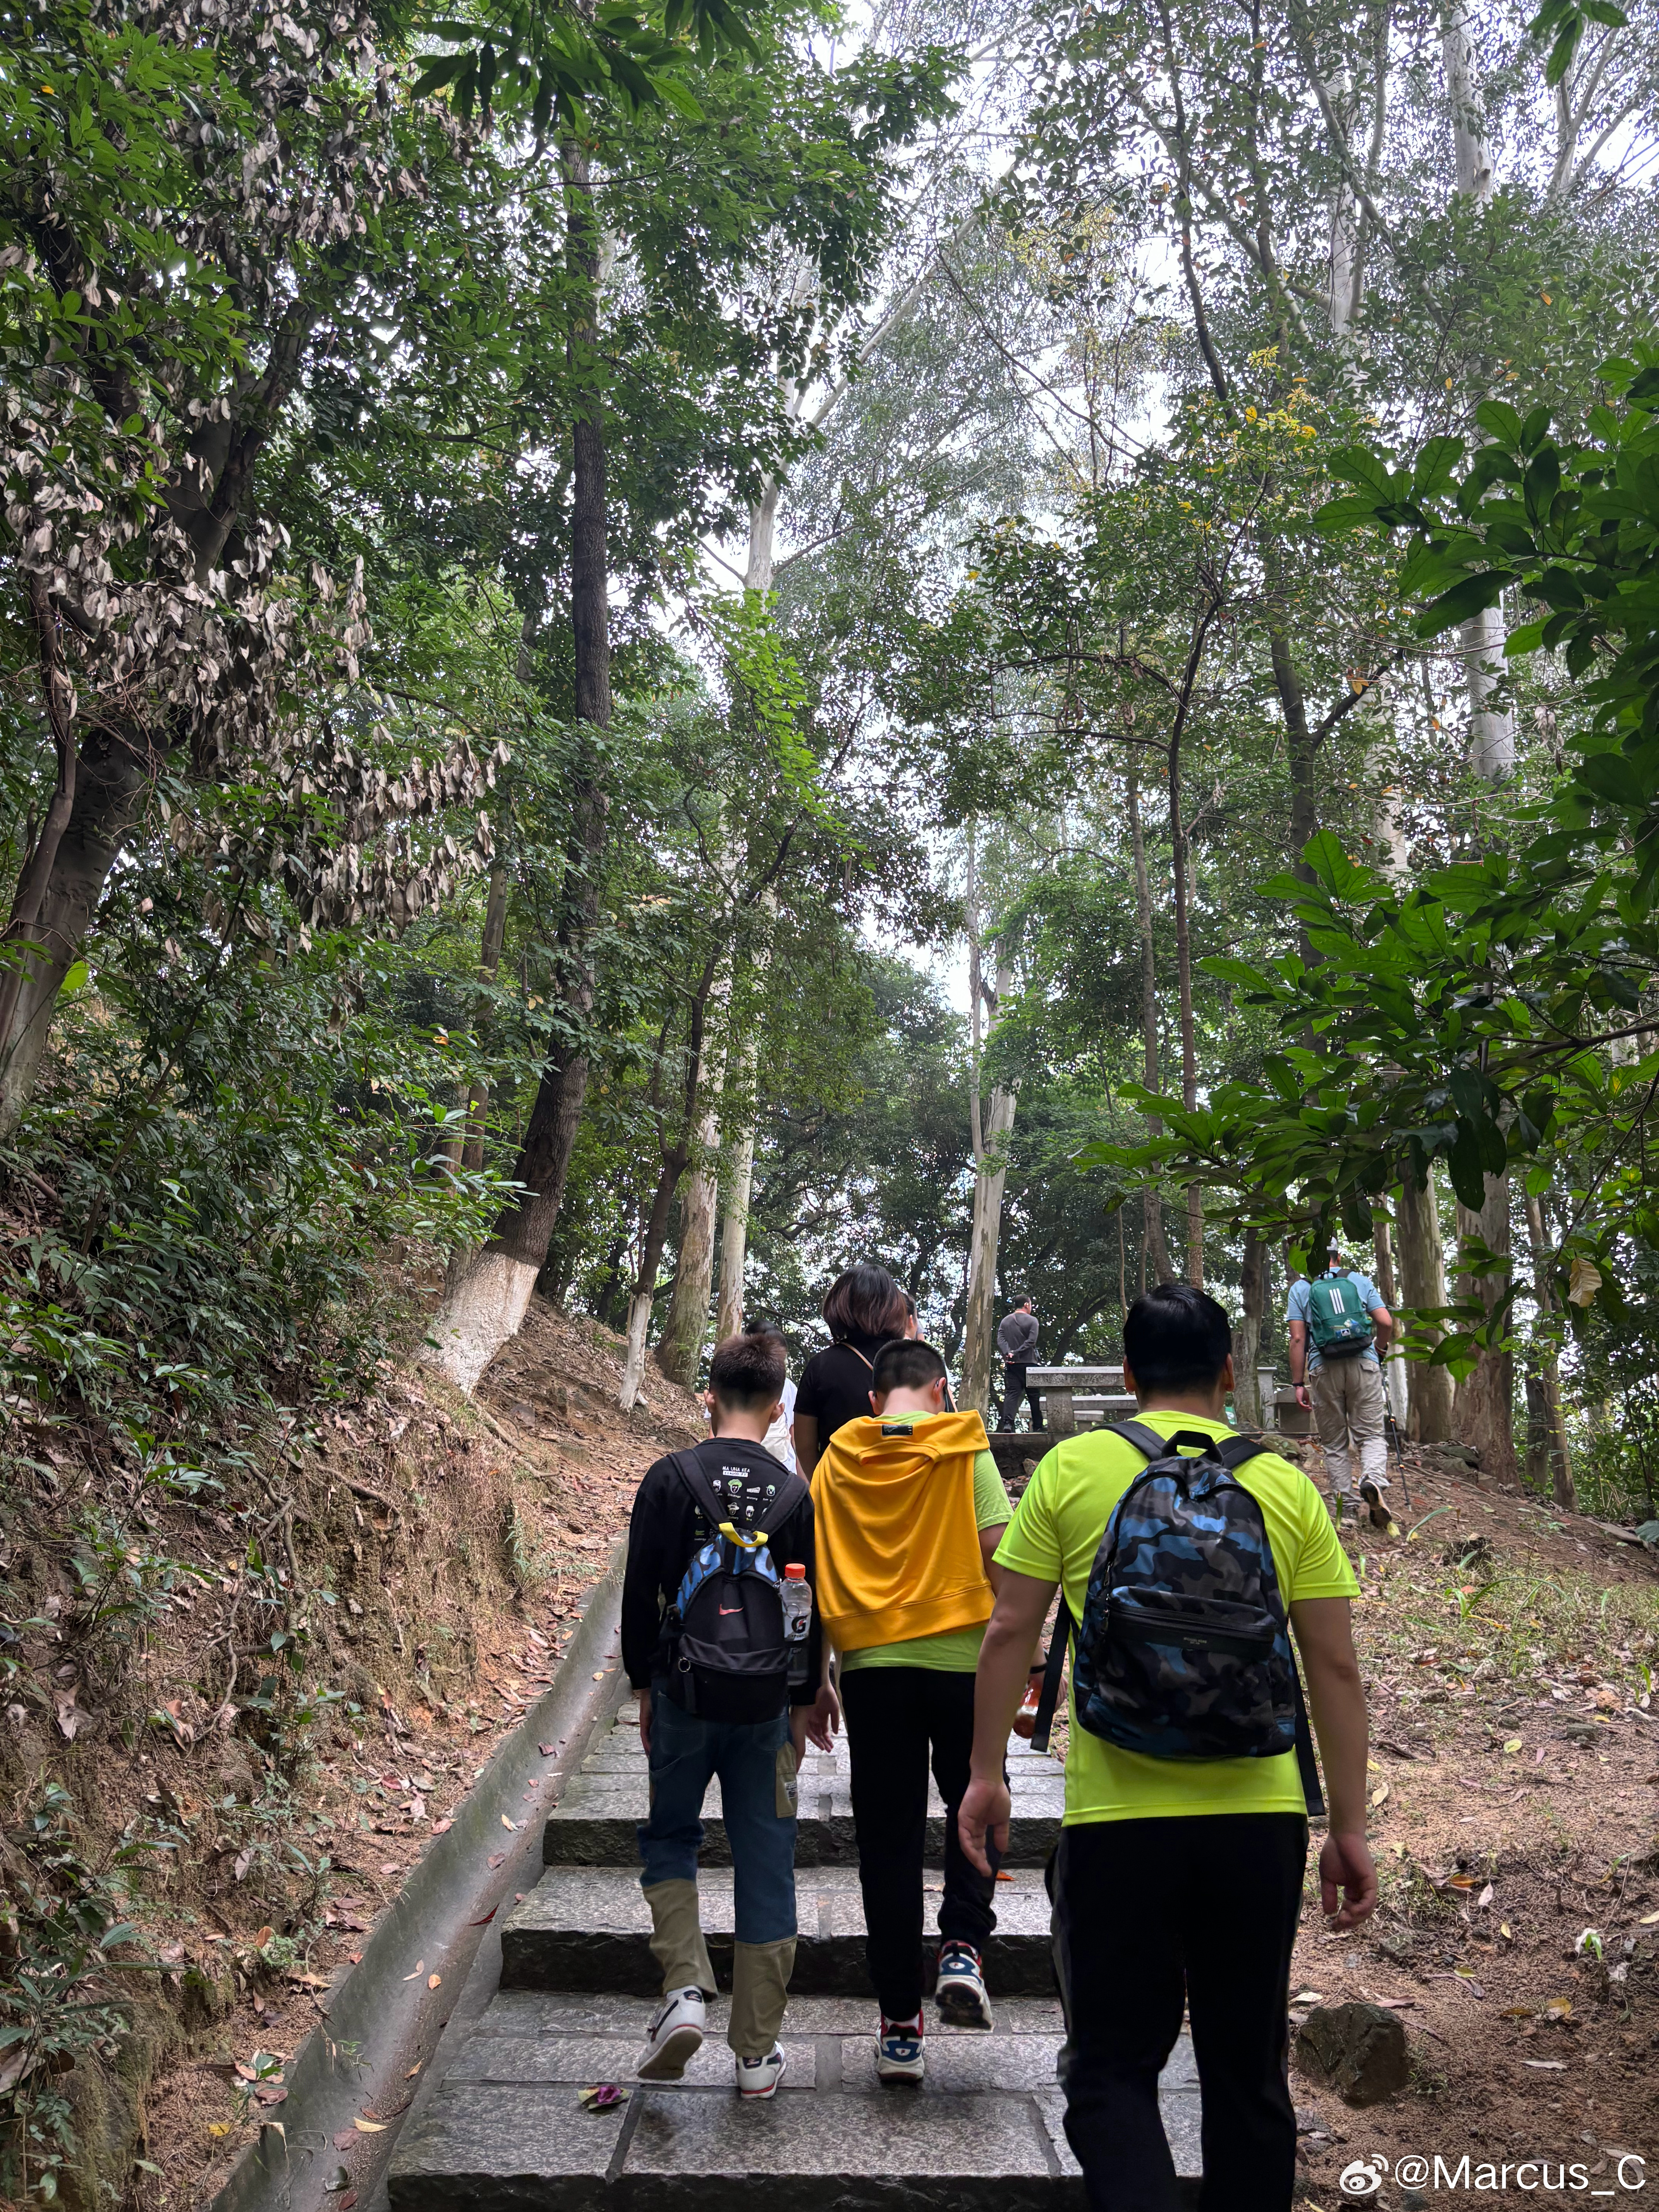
960, 1282, 1376, 2212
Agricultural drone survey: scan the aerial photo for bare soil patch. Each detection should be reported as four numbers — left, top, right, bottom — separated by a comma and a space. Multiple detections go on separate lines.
1278, 1442, 1659, 2208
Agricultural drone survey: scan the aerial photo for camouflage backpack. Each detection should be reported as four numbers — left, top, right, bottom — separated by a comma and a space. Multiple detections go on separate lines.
1032, 1420, 1322, 1812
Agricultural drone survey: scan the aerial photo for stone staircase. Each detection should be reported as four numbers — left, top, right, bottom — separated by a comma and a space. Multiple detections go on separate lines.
388, 1694, 1202, 2207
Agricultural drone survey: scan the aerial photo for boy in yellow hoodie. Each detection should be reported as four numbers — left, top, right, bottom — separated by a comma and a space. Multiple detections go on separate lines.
811, 1336, 1011, 2079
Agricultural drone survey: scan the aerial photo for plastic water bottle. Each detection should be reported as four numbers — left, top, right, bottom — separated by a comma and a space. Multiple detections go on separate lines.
780, 1563, 812, 1685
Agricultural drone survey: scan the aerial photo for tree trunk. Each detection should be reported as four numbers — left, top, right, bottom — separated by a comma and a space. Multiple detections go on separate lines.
1125, 768, 1175, 1283
618, 1151, 685, 1412
420, 145, 611, 1393
1235, 1226, 1266, 1427
963, 1081, 1015, 1419
1395, 1168, 1456, 1442
1452, 1171, 1516, 1482
1523, 1186, 1577, 1510
1441, 2, 1516, 788
1371, 1213, 1409, 1427
0, 709, 151, 1139
460, 860, 510, 1175
714, 1059, 760, 1343
961, 828, 1016, 1417
1167, 740, 1202, 1284
654, 1096, 721, 1386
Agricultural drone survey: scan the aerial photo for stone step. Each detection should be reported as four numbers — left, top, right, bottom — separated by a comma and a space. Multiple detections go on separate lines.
388, 1990, 1203, 2210
546, 1711, 1065, 1870
502, 1867, 1057, 1998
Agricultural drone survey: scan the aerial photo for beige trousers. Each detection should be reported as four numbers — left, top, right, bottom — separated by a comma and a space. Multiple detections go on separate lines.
643, 1877, 797, 2059
1309, 1357, 1388, 1503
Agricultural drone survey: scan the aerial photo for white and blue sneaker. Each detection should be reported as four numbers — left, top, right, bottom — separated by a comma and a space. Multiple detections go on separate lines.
935, 1940, 994, 2029
736, 2044, 787, 2099
637, 1985, 705, 2080
876, 2011, 926, 2083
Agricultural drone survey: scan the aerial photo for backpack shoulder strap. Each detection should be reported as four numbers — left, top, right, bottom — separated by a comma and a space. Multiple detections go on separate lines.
1214, 1434, 1272, 1472
1103, 1418, 1175, 1462
1030, 1597, 1072, 1756
668, 1448, 732, 1535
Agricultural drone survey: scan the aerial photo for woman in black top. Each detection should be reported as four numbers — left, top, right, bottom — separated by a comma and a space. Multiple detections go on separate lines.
792, 1262, 908, 1475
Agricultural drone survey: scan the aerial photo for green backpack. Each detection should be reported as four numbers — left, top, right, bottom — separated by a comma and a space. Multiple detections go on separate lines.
1305, 1272, 1376, 1360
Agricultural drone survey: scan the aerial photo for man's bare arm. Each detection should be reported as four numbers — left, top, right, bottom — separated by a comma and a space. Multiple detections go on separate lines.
960, 1569, 1057, 1874
1291, 1595, 1377, 1930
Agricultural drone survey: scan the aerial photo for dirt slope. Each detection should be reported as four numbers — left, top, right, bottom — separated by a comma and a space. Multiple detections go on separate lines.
2, 1302, 700, 2212
1277, 1440, 1659, 2206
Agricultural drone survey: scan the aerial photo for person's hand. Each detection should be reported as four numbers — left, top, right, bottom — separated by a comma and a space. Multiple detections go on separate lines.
1320, 1829, 1378, 1930
637, 1686, 652, 1756
958, 1774, 1010, 1877
1295, 1384, 1312, 1411
806, 1680, 841, 1752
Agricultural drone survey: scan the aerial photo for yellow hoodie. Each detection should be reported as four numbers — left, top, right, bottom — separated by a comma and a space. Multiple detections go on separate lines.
811, 1408, 994, 1653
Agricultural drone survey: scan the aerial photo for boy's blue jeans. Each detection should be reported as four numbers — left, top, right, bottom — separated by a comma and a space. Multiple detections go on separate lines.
638, 1682, 799, 2056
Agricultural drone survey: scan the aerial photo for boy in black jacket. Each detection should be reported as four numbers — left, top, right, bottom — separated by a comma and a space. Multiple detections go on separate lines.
622, 1328, 832, 2097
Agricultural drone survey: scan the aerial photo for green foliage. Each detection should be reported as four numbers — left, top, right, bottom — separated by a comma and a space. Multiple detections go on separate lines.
0, 1786, 157, 2203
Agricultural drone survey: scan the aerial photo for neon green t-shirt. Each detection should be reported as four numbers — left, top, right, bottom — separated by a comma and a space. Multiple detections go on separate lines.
837, 1410, 1013, 1674
994, 1411, 1356, 1823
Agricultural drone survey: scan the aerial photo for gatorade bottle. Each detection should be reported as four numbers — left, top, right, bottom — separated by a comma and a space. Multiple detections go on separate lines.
780, 1563, 812, 1686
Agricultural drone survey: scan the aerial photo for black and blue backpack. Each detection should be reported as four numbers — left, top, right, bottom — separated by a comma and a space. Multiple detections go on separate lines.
661, 1449, 807, 1724
1031, 1420, 1323, 1813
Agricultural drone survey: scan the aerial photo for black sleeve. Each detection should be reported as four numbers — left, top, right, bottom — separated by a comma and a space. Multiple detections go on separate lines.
621, 1456, 679, 1691
770, 1484, 822, 1706
793, 1351, 829, 1422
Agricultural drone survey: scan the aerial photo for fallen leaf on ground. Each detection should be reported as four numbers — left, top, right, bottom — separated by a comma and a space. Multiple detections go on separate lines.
428, 1973, 441, 1989
1476, 1884, 1494, 1908
207, 2124, 232, 2139
431, 1819, 452, 1835
333, 2131, 358, 2152
1544, 1997, 1573, 2018
405, 2064, 422, 2079
1369, 1782, 1389, 1807
501, 1815, 518, 1830
538, 1743, 558, 1756
352, 2117, 387, 2133
1503, 1738, 1523, 1752
578, 2083, 629, 2111
488, 1852, 506, 1869
401, 1961, 425, 1980
1640, 1910, 1659, 1927
1522, 2059, 1568, 2070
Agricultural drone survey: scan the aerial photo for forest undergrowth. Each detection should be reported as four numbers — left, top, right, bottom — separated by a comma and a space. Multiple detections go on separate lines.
0, 1275, 695, 2212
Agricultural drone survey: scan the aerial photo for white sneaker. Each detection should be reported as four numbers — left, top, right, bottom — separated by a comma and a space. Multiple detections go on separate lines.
935, 1940, 994, 2030
876, 2013, 926, 2083
735, 2044, 787, 2099
637, 1986, 706, 2080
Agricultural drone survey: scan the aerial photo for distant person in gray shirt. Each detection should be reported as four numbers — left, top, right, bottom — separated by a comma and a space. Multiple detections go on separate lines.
996, 1296, 1042, 1433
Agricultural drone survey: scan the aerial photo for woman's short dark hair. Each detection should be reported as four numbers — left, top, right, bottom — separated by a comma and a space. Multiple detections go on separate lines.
1122, 1283, 1233, 1394
871, 1338, 948, 1396
821, 1263, 907, 1343
707, 1328, 787, 1409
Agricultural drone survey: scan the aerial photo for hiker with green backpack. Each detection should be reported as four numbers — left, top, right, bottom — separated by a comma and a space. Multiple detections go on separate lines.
959, 1282, 1375, 2212
1286, 1250, 1393, 1525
